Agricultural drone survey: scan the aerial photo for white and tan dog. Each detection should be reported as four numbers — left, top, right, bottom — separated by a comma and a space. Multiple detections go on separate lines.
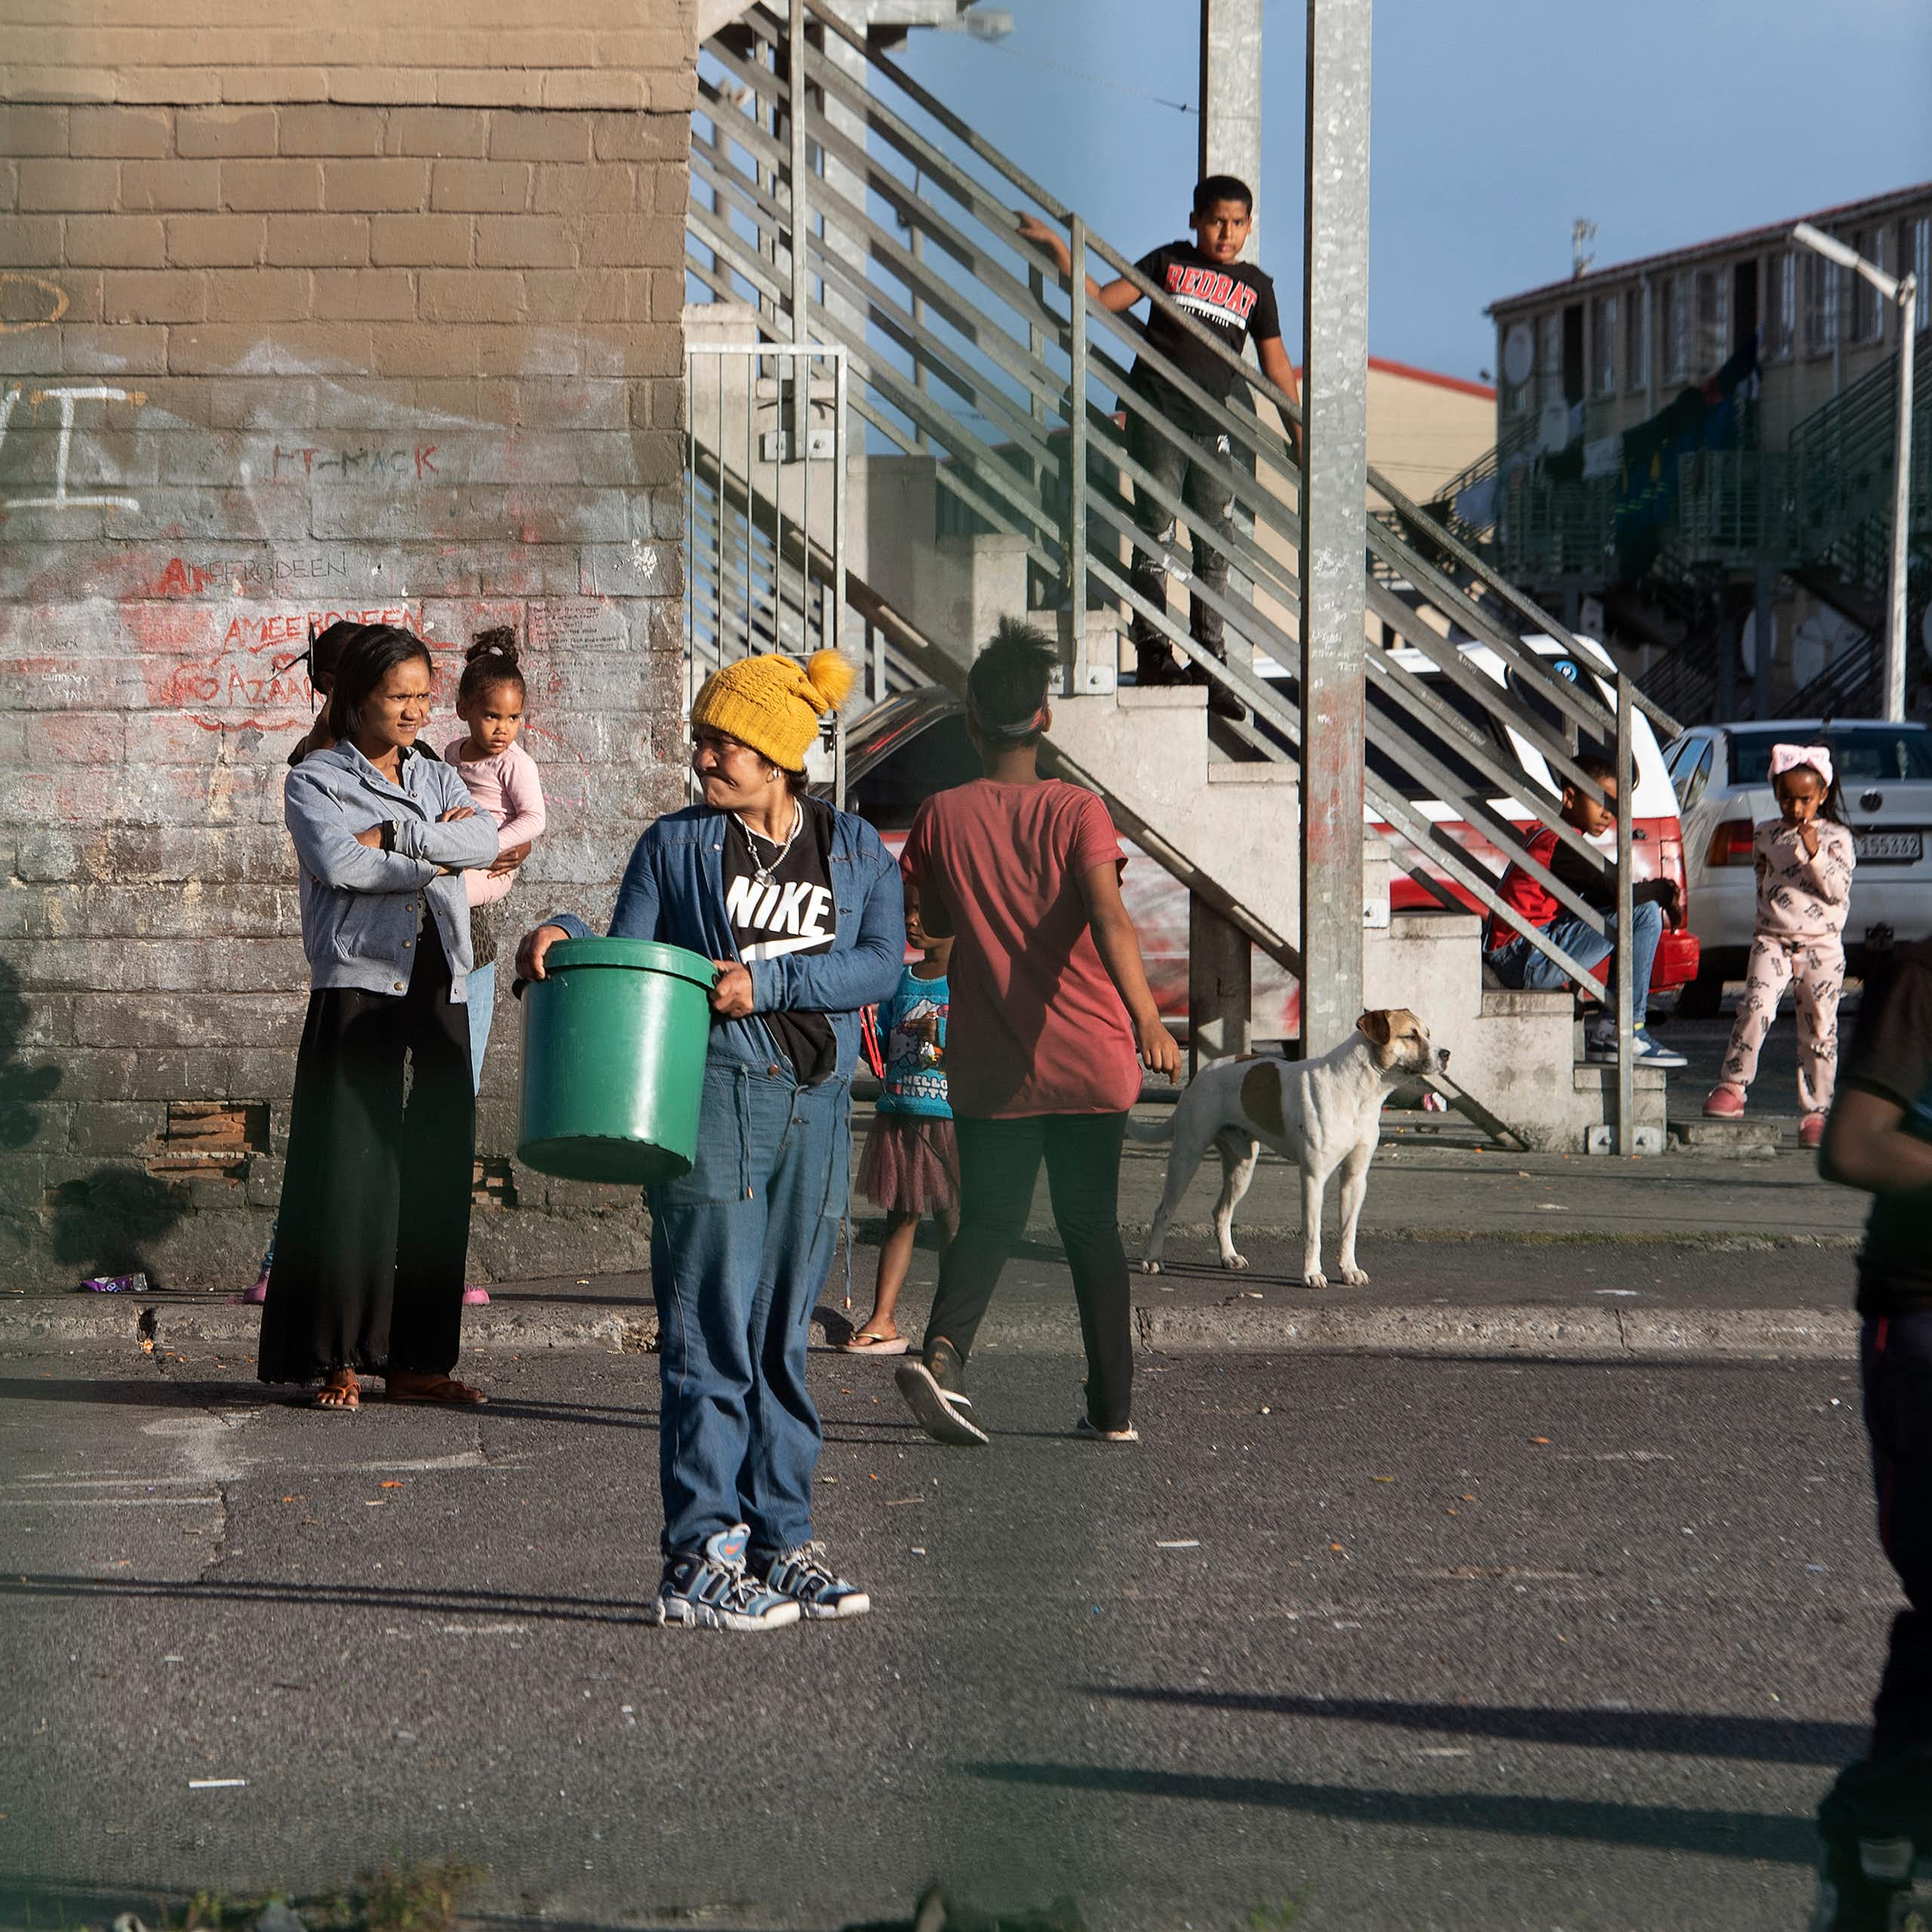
1134, 1009, 1447, 1287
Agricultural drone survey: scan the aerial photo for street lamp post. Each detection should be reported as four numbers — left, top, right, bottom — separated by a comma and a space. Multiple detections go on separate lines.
1792, 221, 1919, 722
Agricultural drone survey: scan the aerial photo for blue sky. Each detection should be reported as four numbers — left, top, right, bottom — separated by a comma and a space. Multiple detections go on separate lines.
893, 0, 1932, 382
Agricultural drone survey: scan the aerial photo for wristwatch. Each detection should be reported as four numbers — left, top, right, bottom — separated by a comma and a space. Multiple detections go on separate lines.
378, 819, 398, 853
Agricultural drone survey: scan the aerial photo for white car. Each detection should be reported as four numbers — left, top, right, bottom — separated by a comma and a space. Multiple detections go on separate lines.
1666, 718, 1932, 1011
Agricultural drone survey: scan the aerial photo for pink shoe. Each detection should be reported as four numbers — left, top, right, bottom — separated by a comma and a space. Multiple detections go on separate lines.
461, 1285, 491, 1306
1799, 1112, 1826, 1150
1702, 1085, 1746, 1119
243, 1272, 269, 1305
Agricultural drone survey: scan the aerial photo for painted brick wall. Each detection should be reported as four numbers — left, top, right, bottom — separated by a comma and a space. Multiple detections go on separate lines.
0, 5, 697, 1289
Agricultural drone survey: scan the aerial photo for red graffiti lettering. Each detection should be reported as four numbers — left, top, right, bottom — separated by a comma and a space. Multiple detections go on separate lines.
414, 445, 438, 478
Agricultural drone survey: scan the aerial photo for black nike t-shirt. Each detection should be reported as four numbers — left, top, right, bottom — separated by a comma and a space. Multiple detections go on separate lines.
1132, 239, 1282, 432
1842, 940, 1932, 1315
721, 796, 838, 1085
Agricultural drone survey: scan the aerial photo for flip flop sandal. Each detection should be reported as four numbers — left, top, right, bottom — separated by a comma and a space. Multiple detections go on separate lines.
839, 1331, 909, 1355
895, 1359, 988, 1447
311, 1374, 361, 1413
386, 1375, 488, 1406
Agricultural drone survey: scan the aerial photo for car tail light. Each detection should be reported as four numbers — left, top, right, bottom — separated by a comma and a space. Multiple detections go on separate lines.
1658, 834, 1687, 923
1705, 819, 1755, 866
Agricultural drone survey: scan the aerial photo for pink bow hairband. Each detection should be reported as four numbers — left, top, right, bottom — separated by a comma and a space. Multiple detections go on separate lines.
1769, 743, 1833, 790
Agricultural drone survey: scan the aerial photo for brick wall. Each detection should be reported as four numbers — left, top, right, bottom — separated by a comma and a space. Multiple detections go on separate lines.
0, 5, 696, 1289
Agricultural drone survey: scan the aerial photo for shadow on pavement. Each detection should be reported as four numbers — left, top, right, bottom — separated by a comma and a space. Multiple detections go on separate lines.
961, 1760, 1810, 1863
1082, 1684, 1865, 1765
0, 1571, 653, 1627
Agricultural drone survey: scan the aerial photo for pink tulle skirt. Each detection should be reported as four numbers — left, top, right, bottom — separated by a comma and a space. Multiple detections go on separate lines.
857, 1112, 959, 1215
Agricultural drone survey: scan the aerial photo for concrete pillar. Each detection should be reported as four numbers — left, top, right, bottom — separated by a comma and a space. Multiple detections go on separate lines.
1198, 0, 1265, 260
1297, 0, 1372, 1056
1189, 897, 1253, 1077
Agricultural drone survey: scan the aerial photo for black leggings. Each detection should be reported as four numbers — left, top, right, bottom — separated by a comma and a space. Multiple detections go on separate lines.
920, 1112, 1132, 1429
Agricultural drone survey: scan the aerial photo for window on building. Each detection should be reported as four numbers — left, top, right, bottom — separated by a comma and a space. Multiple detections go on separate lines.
1763, 250, 1796, 361
1804, 248, 1840, 354
1626, 282, 1651, 392
1908, 217, 1931, 334
1589, 291, 1619, 397
1694, 266, 1730, 370
1850, 227, 1885, 343
1660, 274, 1694, 380
1538, 309, 1564, 407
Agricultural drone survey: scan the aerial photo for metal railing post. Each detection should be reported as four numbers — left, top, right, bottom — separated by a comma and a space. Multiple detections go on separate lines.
832, 344, 848, 808
1062, 211, 1090, 694
787, 0, 810, 459
1614, 675, 1635, 1157
1297, 0, 1372, 1059
1886, 272, 1918, 721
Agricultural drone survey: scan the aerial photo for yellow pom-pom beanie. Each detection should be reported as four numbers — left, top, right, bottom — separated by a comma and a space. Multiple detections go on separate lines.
689, 649, 857, 774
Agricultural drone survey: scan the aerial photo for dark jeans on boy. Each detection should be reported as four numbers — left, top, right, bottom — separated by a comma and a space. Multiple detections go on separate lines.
1486, 899, 1663, 1026
1125, 408, 1235, 684
921, 1112, 1133, 1431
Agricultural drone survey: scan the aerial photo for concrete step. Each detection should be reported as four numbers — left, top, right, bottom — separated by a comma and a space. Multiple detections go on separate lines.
1572, 1062, 1669, 1094
1481, 986, 1573, 1020
1669, 1115, 1794, 1154
1207, 761, 1297, 786
1115, 685, 1206, 712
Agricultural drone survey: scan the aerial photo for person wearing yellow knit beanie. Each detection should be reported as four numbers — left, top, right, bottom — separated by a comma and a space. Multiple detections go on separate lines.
515, 648, 904, 1630
689, 647, 855, 775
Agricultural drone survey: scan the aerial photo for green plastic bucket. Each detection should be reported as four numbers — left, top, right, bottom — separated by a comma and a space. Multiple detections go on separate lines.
515, 937, 718, 1186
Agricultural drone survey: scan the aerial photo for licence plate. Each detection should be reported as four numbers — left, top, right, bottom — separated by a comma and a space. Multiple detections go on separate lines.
1855, 829, 1924, 863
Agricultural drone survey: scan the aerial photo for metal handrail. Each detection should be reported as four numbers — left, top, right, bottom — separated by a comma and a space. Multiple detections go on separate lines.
690, 0, 1651, 1012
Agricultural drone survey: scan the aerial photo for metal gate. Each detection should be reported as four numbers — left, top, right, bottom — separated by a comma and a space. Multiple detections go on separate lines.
685, 340, 850, 803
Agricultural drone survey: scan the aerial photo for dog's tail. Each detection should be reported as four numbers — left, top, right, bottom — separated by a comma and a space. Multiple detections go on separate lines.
1124, 1112, 1176, 1144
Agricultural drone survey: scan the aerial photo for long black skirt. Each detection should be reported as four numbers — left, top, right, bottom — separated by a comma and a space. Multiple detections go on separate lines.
258, 924, 475, 1385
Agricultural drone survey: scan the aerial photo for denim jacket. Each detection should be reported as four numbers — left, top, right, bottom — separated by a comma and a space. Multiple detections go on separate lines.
284, 741, 499, 1001
550, 803, 906, 1081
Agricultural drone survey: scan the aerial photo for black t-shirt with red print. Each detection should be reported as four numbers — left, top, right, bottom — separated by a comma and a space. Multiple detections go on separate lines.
1132, 240, 1283, 432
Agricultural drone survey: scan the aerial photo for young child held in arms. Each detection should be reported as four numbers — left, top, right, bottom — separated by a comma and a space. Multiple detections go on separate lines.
443, 628, 546, 1090
1705, 743, 1855, 1148
843, 900, 958, 1355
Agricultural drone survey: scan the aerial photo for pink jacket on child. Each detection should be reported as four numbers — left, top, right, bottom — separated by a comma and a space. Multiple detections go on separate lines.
1752, 817, 1855, 946
442, 736, 546, 908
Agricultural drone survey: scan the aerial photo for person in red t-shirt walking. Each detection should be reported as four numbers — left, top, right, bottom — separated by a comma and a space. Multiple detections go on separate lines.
894, 621, 1182, 1447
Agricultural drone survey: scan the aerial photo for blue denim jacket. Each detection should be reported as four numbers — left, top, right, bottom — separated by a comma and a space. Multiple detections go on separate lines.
284, 742, 499, 1001
551, 803, 906, 1081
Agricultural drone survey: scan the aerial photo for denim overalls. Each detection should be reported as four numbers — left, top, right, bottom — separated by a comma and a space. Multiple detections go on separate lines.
551, 804, 904, 1557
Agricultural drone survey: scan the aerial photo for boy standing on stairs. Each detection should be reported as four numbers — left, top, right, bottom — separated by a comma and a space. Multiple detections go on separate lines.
1482, 753, 1687, 1070
1017, 176, 1299, 720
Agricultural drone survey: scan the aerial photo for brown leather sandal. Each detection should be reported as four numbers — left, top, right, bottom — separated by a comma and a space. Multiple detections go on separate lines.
312, 1369, 361, 1411
384, 1373, 487, 1406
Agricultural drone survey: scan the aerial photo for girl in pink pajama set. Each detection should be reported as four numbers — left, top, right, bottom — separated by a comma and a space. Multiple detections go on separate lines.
1705, 743, 1856, 1148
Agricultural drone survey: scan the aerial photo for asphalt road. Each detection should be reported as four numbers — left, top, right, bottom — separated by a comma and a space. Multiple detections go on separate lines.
0, 1339, 1900, 1932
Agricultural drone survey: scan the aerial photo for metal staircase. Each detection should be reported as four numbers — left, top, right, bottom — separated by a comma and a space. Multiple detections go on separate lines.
1447, 328, 1930, 722
1775, 331, 1932, 715
681, 0, 1678, 1149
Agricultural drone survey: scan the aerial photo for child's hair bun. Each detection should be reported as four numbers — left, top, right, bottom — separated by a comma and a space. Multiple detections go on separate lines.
458, 623, 527, 705
466, 625, 520, 667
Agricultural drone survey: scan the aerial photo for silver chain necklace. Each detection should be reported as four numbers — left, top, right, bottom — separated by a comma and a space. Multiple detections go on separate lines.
733, 800, 804, 888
